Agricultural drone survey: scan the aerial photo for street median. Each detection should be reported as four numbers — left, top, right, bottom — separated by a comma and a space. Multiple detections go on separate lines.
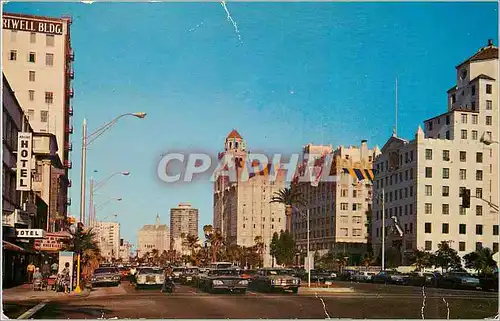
299, 286, 355, 294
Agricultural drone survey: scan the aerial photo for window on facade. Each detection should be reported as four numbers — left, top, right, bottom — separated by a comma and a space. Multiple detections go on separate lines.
459, 151, 466, 162
28, 90, 35, 101
29, 32, 36, 43
476, 152, 483, 163
461, 114, 467, 124
442, 186, 449, 197
476, 170, 483, 181
352, 228, 362, 237
486, 116, 492, 126
425, 185, 432, 196
494, 225, 499, 236
341, 189, 348, 197
40, 110, 48, 122
442, 204, 449, 215
451, 94, 456, 104
472, 130, 478, 140
494, 243, 499, 253
459, 224, 466, 234
340, 203, 348, 211
45, 92, 54, 104
476, 242, 483, 251
476, 205, 483, 216
442, 150, 450, 161
425, 241, 432, 251
442, 223, 449, 234
476, 224, 483, 235
425, 149, 432, 160
486, 100, 493, 110
425, 203, 432, 214
46, 34, 55, 46
461, 130, 467, 139
29, 71, 35, 82
424, 222, 432, 233
476, 188, 483, 199
445, 131, 450, 140
428, 121, 433, 131
352, 216, 361, 224
446, 115, 450, 125
425, 167, 432, 178
10, 30, 17, 41
486, 84, 492, 94
9, 50, 17, 61
340, 228, 348, 237
442, 168, 449, 179
27, 109, 34, 120
471, 85, 476, 96
28, 52, 36, 63
45, 53, 54, 66
459, 169, 467, 180
472, 114, 478, 124
459, 242, 466, 252
459, 205, 466, 215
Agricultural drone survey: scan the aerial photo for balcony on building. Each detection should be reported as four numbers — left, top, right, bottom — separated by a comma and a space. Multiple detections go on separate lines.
66, 125, 73, 134
68, 105, 73, 116
64, 160, 72, 169
68, 48, 75, 62
69, 88, 74, 99
65, 141, 73, 151
68, 179, 72, 187
68, 68, 74, 80
66, 197, 72, 206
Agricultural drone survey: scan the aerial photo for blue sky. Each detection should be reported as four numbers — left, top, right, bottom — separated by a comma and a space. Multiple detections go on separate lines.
4, 2, 498, 245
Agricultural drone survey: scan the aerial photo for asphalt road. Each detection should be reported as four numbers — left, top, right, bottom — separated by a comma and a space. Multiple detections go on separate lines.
3, 281, 498, 319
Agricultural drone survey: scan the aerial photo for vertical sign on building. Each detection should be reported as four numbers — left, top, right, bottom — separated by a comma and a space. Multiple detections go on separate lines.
16, 132, 32, 191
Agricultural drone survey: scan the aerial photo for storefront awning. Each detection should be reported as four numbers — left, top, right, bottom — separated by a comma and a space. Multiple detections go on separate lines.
3, 240, 26, 253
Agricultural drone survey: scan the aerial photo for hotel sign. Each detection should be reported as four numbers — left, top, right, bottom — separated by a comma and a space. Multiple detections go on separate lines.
16, 132, 32, 191
3, 17, 63, 35
34, 232, 69, 251
16, 229, 46, 238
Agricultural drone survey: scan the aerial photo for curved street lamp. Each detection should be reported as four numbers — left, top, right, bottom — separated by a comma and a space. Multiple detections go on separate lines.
89, 171, 130, 227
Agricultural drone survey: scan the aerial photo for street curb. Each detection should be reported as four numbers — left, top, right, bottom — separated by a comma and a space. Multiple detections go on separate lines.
299, 287, 355, 293
17, 300, 49, 319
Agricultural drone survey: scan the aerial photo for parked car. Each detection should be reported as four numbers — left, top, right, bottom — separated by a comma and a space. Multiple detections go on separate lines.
251, 268, 300, 293
172, 267, 186, 281
91, 267, 121, 287
479, 273, 498, 292
352, 271, 376, 282
372, 270, 409, 285
135, 267, 165, 288
198, 268, 248, 294
438, 272, 481, 290
180, 267, 199, 285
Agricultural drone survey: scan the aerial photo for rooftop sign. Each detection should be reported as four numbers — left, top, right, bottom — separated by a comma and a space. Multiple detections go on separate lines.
3, 16, 63, 35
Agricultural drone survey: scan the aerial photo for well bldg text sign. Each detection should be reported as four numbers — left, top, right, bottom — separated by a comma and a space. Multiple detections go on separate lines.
3, 16, 63, 35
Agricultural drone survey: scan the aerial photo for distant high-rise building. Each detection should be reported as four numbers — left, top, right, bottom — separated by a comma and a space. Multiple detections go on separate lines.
213, 129, 286, 267
95, 221, 120, 261
170, 203, 199, 240
292, 142, 380, 259
372, 41, 499, 264
137, 214, 170, 257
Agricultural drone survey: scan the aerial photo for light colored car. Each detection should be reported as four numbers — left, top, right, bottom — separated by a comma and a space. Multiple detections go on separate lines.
352, 271, 375, 282
91, 267, 121, 287
135, 267, 165, 288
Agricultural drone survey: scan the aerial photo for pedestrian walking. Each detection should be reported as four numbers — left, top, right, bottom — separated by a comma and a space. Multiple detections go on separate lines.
27, 262, 35, 283
41, 261, 51, 278
51, 261, 59, 275
61, 262, 71, 293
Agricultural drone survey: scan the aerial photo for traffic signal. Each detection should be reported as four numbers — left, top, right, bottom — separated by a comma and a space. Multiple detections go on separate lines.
461, 189, 471, 208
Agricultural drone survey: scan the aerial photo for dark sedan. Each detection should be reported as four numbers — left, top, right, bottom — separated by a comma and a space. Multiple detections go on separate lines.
198, 269, 248, 294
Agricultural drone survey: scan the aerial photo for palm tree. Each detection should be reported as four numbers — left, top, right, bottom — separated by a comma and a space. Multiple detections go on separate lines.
183, 234, 201, 258
151, 249, 159, 265
207, 230, 224, 263
63, 225, 101, 285
254, 236, 265, 268
464, 247, 497, 276
270, 185, 306, 232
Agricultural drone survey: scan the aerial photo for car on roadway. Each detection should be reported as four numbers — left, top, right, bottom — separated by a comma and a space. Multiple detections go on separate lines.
91, 267, 122, 287
179, 267, 199, 285
372, 270, 409, 285
172, 267, 186, 281
352, 271, 376, 282
438, 271, 481, 290
250, 268, 300, 293
198, 268, 248, 294
135, 267, 165, 288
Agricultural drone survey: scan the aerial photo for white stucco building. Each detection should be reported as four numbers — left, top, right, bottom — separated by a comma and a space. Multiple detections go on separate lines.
137, 214, 170, 257
95, 221, 120, 261
372, 40, 499, 263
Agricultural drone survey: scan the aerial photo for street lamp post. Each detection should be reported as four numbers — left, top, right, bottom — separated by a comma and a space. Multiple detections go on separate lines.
306, 207, 311, 288
381, 188, 386, 271
89, 171, 130, 227
79, 112, 145, 225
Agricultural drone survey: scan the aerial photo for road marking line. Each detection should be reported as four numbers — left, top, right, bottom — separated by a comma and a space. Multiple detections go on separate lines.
17, 300, 49, 319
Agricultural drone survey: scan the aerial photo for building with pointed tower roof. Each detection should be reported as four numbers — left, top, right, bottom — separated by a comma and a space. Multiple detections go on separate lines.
137, 214, 170, 258
372, 40, 498, 266
213, 129, 286, 267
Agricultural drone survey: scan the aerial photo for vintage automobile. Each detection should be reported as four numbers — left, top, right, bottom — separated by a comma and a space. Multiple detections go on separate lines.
91, 267, 121, 287
135, 267, 165, 288
372, 270, 409, 285
251, 268, 300, 293
172, 267, 186, 282
198, 268, 248, 294
352, 271, 376, 282
179, 267, 200, 285
438, 272, 481, 290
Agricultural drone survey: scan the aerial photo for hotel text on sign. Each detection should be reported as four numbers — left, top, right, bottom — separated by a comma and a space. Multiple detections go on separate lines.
16, 132, 32, 191
3, 17, 63, 35
34, 233, 68, 251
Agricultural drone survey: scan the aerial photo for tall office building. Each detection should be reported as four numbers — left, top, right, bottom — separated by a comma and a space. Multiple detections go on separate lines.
137, 214, 170, 257
95, 221, 120, 261
2, 13, 75, 165
372, 40, 499, 264
292, 142, 380, 259
170, 203, 199, 240
213, 130, 286, 267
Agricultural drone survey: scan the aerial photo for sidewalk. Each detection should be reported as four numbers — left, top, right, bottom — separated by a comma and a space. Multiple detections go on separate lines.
2, 283, 90, 302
